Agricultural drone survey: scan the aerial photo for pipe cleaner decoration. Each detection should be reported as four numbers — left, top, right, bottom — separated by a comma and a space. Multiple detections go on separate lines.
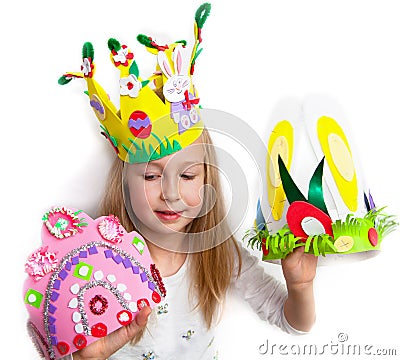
23, 207, 165, 360
58, 3, 211, 164
245, 95, 398, 261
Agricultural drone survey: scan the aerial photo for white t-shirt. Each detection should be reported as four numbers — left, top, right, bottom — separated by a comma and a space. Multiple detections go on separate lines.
109, 243, 305, 360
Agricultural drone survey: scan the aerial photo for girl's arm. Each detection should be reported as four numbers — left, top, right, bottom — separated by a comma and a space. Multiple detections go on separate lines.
281, 247, 317, 332
232, 242, 316, 334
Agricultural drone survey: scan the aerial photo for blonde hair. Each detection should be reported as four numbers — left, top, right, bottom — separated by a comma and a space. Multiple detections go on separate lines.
98, 128, 242, 334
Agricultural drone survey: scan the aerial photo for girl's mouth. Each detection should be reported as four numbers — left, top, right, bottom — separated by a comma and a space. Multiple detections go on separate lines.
155, 210, 183, 221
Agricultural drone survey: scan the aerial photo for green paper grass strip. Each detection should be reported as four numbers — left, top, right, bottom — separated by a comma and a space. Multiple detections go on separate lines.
244, 207, 397, 260
124, 133, 182, 163
332, 208, 398, 241
245, 226, 336, 259
100, 125, 118, 148
366, 207, 398, 238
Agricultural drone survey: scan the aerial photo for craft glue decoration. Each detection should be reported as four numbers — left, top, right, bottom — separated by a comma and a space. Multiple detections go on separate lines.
23, 207, 165, 360
246, 95, 397, 263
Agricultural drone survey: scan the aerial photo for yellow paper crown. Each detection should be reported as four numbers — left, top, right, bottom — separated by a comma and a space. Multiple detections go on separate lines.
59, 3, 211, 163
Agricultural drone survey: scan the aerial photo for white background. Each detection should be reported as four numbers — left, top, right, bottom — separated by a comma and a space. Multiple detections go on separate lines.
2, 0, 400, 358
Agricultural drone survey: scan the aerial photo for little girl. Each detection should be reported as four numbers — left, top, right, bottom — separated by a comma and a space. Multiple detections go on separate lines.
61, 127, 317, 360
57, 4, 317, 359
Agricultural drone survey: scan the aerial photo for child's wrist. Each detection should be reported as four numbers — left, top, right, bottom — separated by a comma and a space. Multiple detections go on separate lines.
287, 280, 314, 294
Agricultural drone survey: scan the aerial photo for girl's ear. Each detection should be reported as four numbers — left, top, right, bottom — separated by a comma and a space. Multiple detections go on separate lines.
157, 50, 174, 78
173, 44, 190, 76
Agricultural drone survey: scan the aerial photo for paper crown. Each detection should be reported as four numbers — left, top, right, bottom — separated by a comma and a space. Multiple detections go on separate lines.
23, 207, 165, 360
246, 95, 397, 262
58, 3, 211, 163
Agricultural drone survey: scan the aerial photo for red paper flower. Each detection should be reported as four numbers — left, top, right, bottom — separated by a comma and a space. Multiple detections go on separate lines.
112, 45, 133, 67
81, 57, 94, 78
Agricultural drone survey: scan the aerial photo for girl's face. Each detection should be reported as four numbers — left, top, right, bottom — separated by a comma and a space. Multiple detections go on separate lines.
125, 138, 205, 238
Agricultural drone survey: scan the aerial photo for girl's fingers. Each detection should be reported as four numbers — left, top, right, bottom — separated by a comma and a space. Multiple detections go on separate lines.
105, 306, 151, 355
73, 307, 151, 360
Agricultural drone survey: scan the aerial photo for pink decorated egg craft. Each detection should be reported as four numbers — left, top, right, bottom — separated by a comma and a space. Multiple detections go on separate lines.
23, 207, 165, 360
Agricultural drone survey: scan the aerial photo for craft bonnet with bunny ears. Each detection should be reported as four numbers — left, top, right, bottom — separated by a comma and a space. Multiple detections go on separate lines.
58, 3, 211, 164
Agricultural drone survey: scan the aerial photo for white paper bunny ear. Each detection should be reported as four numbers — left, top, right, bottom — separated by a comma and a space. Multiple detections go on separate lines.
157, 50, 174, 78
173, 44, 191, 76
301, 94, 367, 219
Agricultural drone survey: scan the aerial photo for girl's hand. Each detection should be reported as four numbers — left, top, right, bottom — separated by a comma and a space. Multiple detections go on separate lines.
72, 306, 151, 360
281, 247, 317, 289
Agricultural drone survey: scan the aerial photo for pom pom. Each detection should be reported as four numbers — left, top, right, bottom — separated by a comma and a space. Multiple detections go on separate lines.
82, 42, 94, 60
108, 38, 121, 52
195, 3, 211, 29
136, 34, 154, 48
58, 75, 72, 85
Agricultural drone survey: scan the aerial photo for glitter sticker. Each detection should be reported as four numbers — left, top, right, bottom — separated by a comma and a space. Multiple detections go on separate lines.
89, 295, 109, 315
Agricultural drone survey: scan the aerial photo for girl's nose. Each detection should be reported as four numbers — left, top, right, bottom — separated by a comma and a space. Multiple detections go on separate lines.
160, 176, 180, 202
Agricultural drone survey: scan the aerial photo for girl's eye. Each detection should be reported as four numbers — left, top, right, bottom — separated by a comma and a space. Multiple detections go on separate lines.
180, 173, 196, 180
144, 174, 159, 181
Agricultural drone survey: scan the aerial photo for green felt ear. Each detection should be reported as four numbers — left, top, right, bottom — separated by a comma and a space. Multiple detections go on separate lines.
278, 155, 306, 204
82, 42, 94, 60
308, 157, 329, 214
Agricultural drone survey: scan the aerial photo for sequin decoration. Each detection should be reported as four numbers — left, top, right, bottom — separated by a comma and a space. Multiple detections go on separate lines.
117, 310, 133, 326
98, 215, 125, 244
150, 264, 166, 297
142, 351, 155, 360
42, 207, 88, 239
89, 295, 108, 315
182, 329, 195, 340
26, 321, 49, 358
157, 303, 168, 315
25, 246, 59, 281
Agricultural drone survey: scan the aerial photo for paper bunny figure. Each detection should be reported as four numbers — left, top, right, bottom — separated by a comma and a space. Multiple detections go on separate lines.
157, 44, 200, 134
